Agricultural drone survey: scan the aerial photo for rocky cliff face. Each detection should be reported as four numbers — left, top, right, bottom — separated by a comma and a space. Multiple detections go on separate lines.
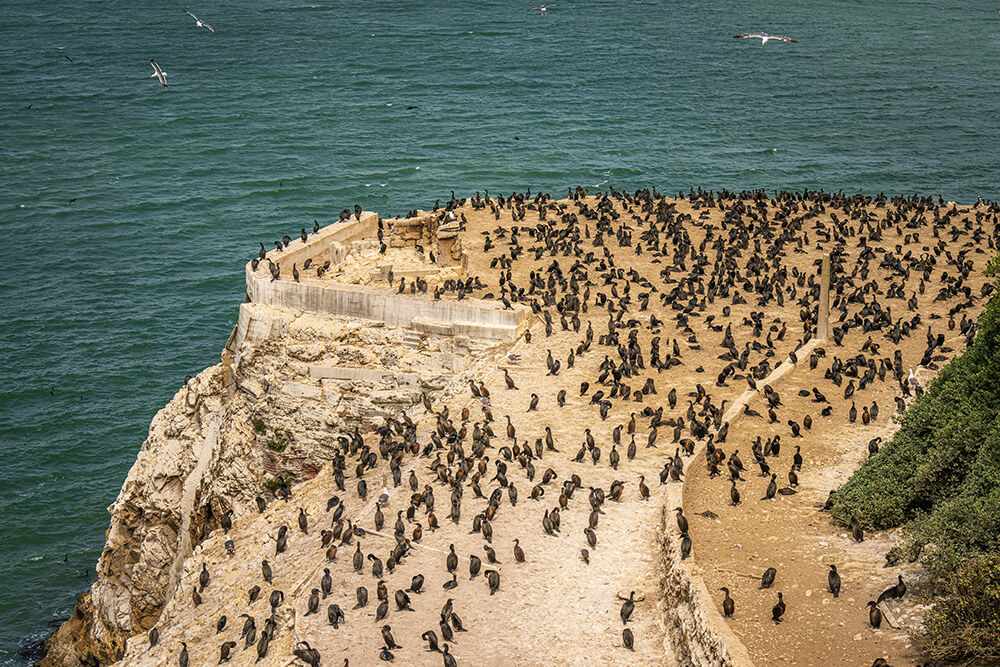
41, 365, 228, 666
41, 302, 469, 666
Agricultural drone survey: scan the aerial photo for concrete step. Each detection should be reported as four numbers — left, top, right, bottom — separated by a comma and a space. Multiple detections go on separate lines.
401, 330, 423, 349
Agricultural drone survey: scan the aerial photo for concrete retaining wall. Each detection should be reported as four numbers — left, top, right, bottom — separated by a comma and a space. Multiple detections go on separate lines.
234, 214, 528, 368
660, 337, 820, 666
260, 213, 379, 274
247, 274, 525, 334
308, 365, 420, 386
385, 211, 467, 268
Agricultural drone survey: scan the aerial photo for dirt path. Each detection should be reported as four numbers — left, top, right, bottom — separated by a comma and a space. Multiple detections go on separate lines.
685, 284, 992, 662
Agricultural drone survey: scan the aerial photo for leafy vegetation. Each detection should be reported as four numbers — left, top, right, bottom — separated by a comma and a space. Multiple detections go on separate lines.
830, 270, 1000, 662
252, 418, 266, 434
921, 555, 1000, 662
266, 439, 287, 453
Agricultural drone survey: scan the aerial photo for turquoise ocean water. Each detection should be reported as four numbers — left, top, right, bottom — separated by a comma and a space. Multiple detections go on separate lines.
1, 0, 998, 662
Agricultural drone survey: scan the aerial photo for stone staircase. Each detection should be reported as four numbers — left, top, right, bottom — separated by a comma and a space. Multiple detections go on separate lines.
401, 329, 423, 350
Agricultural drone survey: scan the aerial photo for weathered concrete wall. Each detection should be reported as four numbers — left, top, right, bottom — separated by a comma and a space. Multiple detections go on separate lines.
262, 212, 379, 274
385, 210, 467, 268
660, 337, 820, 666
247, 275, 525, 334
243, 212, 525, 353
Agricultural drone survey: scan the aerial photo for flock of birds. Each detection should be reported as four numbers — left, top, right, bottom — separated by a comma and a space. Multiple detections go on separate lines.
148, 9, 216, 88
147, 7, 797, 88
527, 0, 801, 44
140, 187, 997, 666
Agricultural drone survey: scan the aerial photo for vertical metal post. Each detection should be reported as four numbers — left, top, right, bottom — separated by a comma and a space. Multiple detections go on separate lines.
818, 253, 831, 341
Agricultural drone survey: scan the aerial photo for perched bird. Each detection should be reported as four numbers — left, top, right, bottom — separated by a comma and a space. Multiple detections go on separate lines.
719, 587, 734, 617
422, 630, 441, 652
851, 518, 864, 542
219, 640, 237, 663
293, 642, 321, 667
771, 592, 786, 623
866, 601, 883, 628
827, 564, 841, 598
877, 575, 906, 604
381, 625, 401, 649
620, 591, 635, 624
328, 603, 344, 628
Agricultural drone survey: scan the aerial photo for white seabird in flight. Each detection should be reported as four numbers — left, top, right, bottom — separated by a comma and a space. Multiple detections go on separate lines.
184, 9, 216, 34
734, 33, 798, 45
149, 59, 167, 87
529, 4, 555, 15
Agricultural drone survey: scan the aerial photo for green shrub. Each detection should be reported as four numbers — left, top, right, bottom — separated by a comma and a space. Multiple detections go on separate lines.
263, 478, 281, 491
830, 277, 1000, 535
252, 418, 266, 434
266, 439, 287, 453
829, 270, 1000, 663
919, 555, 1000, 663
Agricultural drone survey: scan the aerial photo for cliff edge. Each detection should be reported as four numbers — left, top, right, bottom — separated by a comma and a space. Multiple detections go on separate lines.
42, 209, 521, 665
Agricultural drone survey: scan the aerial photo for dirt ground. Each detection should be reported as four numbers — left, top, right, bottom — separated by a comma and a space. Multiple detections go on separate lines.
124, 191, 997, 666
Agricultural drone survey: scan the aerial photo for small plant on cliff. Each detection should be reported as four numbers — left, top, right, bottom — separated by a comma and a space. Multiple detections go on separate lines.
252, 418, 266, 434
263, 478, 281, 491
266, 439, 287, 453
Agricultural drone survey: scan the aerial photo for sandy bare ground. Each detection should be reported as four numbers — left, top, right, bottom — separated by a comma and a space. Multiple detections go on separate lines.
122, 192, 996, 666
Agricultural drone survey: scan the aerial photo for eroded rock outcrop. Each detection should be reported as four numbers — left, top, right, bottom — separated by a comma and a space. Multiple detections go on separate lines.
42, 366, 228, 665
42, 300, 479, 666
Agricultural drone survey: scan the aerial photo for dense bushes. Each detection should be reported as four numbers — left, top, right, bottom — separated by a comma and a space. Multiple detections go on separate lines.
921, 555, 1000, 662
829, 267, 1000, 662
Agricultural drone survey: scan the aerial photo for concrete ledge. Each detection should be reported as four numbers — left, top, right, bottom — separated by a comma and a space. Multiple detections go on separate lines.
247, 273, 528, 337
660, 337, 820, 666
452, 321, 519, 341
410, 318, 454, 336
238, 215, 529, 361
308, 365, 420, 386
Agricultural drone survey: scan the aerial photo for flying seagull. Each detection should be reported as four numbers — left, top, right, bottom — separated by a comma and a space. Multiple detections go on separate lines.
183, 9, 216, 33
149, 59, 167, 87
734, 33, 798, 45
529, 4, 555, 15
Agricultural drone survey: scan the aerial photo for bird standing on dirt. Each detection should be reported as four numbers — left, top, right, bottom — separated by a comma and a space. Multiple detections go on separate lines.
772, 592, 786, 623
827, 565, 841, 598
720, 587, 734, 617
621, 591, 636, 624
